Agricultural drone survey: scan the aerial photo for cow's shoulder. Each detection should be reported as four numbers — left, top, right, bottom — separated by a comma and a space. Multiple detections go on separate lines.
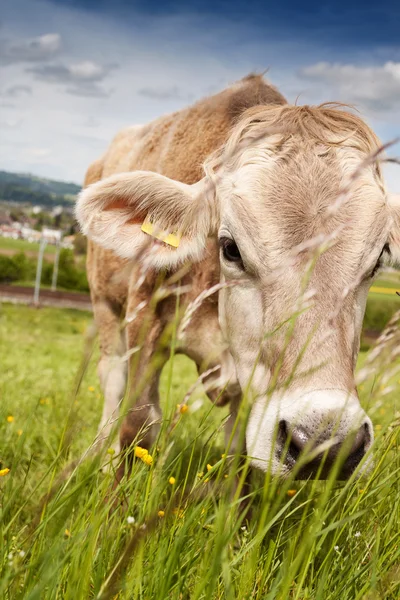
142, 74, 287, 184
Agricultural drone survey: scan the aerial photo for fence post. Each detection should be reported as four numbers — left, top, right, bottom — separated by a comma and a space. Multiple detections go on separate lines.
33, 237, 47, 306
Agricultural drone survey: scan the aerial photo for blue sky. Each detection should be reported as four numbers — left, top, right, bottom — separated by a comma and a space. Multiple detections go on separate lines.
0, 0, 399, 191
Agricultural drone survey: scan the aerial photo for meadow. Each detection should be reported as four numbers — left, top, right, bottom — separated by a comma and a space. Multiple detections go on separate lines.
0, 237, 57, 256
0, 302, 399, 599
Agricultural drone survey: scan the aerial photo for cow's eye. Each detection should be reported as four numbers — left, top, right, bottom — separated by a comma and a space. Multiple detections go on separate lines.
370, 243, 390, 278
220, 237, 242, 263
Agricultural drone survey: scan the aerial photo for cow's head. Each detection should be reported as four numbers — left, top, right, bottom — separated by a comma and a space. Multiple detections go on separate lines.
77, 104, 399, 478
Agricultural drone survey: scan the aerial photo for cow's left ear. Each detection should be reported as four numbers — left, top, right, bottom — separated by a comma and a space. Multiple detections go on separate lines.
76, 171, 215, 269
385, 194, 400, 267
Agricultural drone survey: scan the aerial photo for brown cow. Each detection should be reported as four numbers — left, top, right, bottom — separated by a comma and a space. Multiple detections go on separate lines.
77, 74, 399, 479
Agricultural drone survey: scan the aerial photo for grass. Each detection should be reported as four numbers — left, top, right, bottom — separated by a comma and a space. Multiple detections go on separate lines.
0, 237, 57, 255
0, 303, 399, 599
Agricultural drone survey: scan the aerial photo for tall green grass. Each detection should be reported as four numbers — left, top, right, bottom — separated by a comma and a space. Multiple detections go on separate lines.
0, 303, 399, 599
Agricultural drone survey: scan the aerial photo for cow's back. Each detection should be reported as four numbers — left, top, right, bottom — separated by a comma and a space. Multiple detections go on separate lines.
85, 74, 286, 310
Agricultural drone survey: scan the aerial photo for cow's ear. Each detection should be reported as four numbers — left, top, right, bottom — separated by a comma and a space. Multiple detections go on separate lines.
386, 194, 400, 267
76, 171, 215, 269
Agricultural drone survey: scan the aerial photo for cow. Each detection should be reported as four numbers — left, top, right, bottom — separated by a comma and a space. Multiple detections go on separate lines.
76, 74, 399, 481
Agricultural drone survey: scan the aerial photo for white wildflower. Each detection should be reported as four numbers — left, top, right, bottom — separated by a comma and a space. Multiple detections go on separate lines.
190, 399, 204, 413
127, 516, 135, 525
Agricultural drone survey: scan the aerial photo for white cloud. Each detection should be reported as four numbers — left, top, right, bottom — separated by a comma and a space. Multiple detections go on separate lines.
0, 33, 61, 65
299, 61, 400, 113
27, 60, 117, 97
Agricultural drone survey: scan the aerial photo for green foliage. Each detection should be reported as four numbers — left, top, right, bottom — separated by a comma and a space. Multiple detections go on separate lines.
0, 255, 19, 282
364, 293, 399, 331
0, 249, 89, 292
11, 251, 36, 281
39, 249, 89, 292
0, 304, 399, 600
55, 248, 89, 291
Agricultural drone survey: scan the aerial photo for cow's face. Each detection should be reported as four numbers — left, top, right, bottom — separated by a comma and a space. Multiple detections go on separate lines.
214, 133, 389, 477
77, 104, 399, 478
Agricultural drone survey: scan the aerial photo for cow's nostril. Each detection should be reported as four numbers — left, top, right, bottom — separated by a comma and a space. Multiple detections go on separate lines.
278, 419, 287, 443
278, 420, 307, 464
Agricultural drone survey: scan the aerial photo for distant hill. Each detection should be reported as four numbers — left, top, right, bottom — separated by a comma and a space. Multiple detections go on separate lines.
0, 170, 81, 208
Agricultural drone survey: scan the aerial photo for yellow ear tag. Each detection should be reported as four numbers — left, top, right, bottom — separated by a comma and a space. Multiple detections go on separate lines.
141, 219, 181, 248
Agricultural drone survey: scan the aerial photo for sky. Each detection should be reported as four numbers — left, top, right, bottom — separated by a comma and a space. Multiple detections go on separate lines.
0, 0, 400, 191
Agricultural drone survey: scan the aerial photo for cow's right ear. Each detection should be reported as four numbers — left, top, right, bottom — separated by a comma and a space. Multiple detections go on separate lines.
76, 171, 215, 269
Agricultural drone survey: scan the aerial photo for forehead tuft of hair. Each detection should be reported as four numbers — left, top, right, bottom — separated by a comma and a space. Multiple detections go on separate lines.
204, 103, 382, 177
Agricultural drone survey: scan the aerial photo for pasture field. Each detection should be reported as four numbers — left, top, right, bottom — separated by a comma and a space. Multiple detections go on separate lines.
0, 303, 399, 599
0, 237, 57, 256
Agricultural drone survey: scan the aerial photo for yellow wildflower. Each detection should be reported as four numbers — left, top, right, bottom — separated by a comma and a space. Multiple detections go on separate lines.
134, 446, 153, 465
169, 477, 176, 485
204, 478, 209, 483
142, 454, 153, 466
6, 416, 14, 423
197, 472, 204, 479
287, 489, 296, 497
64, 529, 71, 538
88, 386, 95, 392
221, 453, 226, 459
107, 448, 115, 456
206, 464, 213, 472
135, 446, 148, 459
0, 468, 10, 477
17, 429, 23, 436
158, 510, 165, 518
178, 403, 188, 414
224, 474, 228, 479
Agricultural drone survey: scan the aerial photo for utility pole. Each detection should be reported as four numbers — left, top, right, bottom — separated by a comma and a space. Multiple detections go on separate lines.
33, 237, 47, 306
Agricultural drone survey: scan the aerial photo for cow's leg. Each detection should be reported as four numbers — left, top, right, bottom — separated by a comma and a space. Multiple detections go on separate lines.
116, 314, 167, 482
92, 297, 127, 452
